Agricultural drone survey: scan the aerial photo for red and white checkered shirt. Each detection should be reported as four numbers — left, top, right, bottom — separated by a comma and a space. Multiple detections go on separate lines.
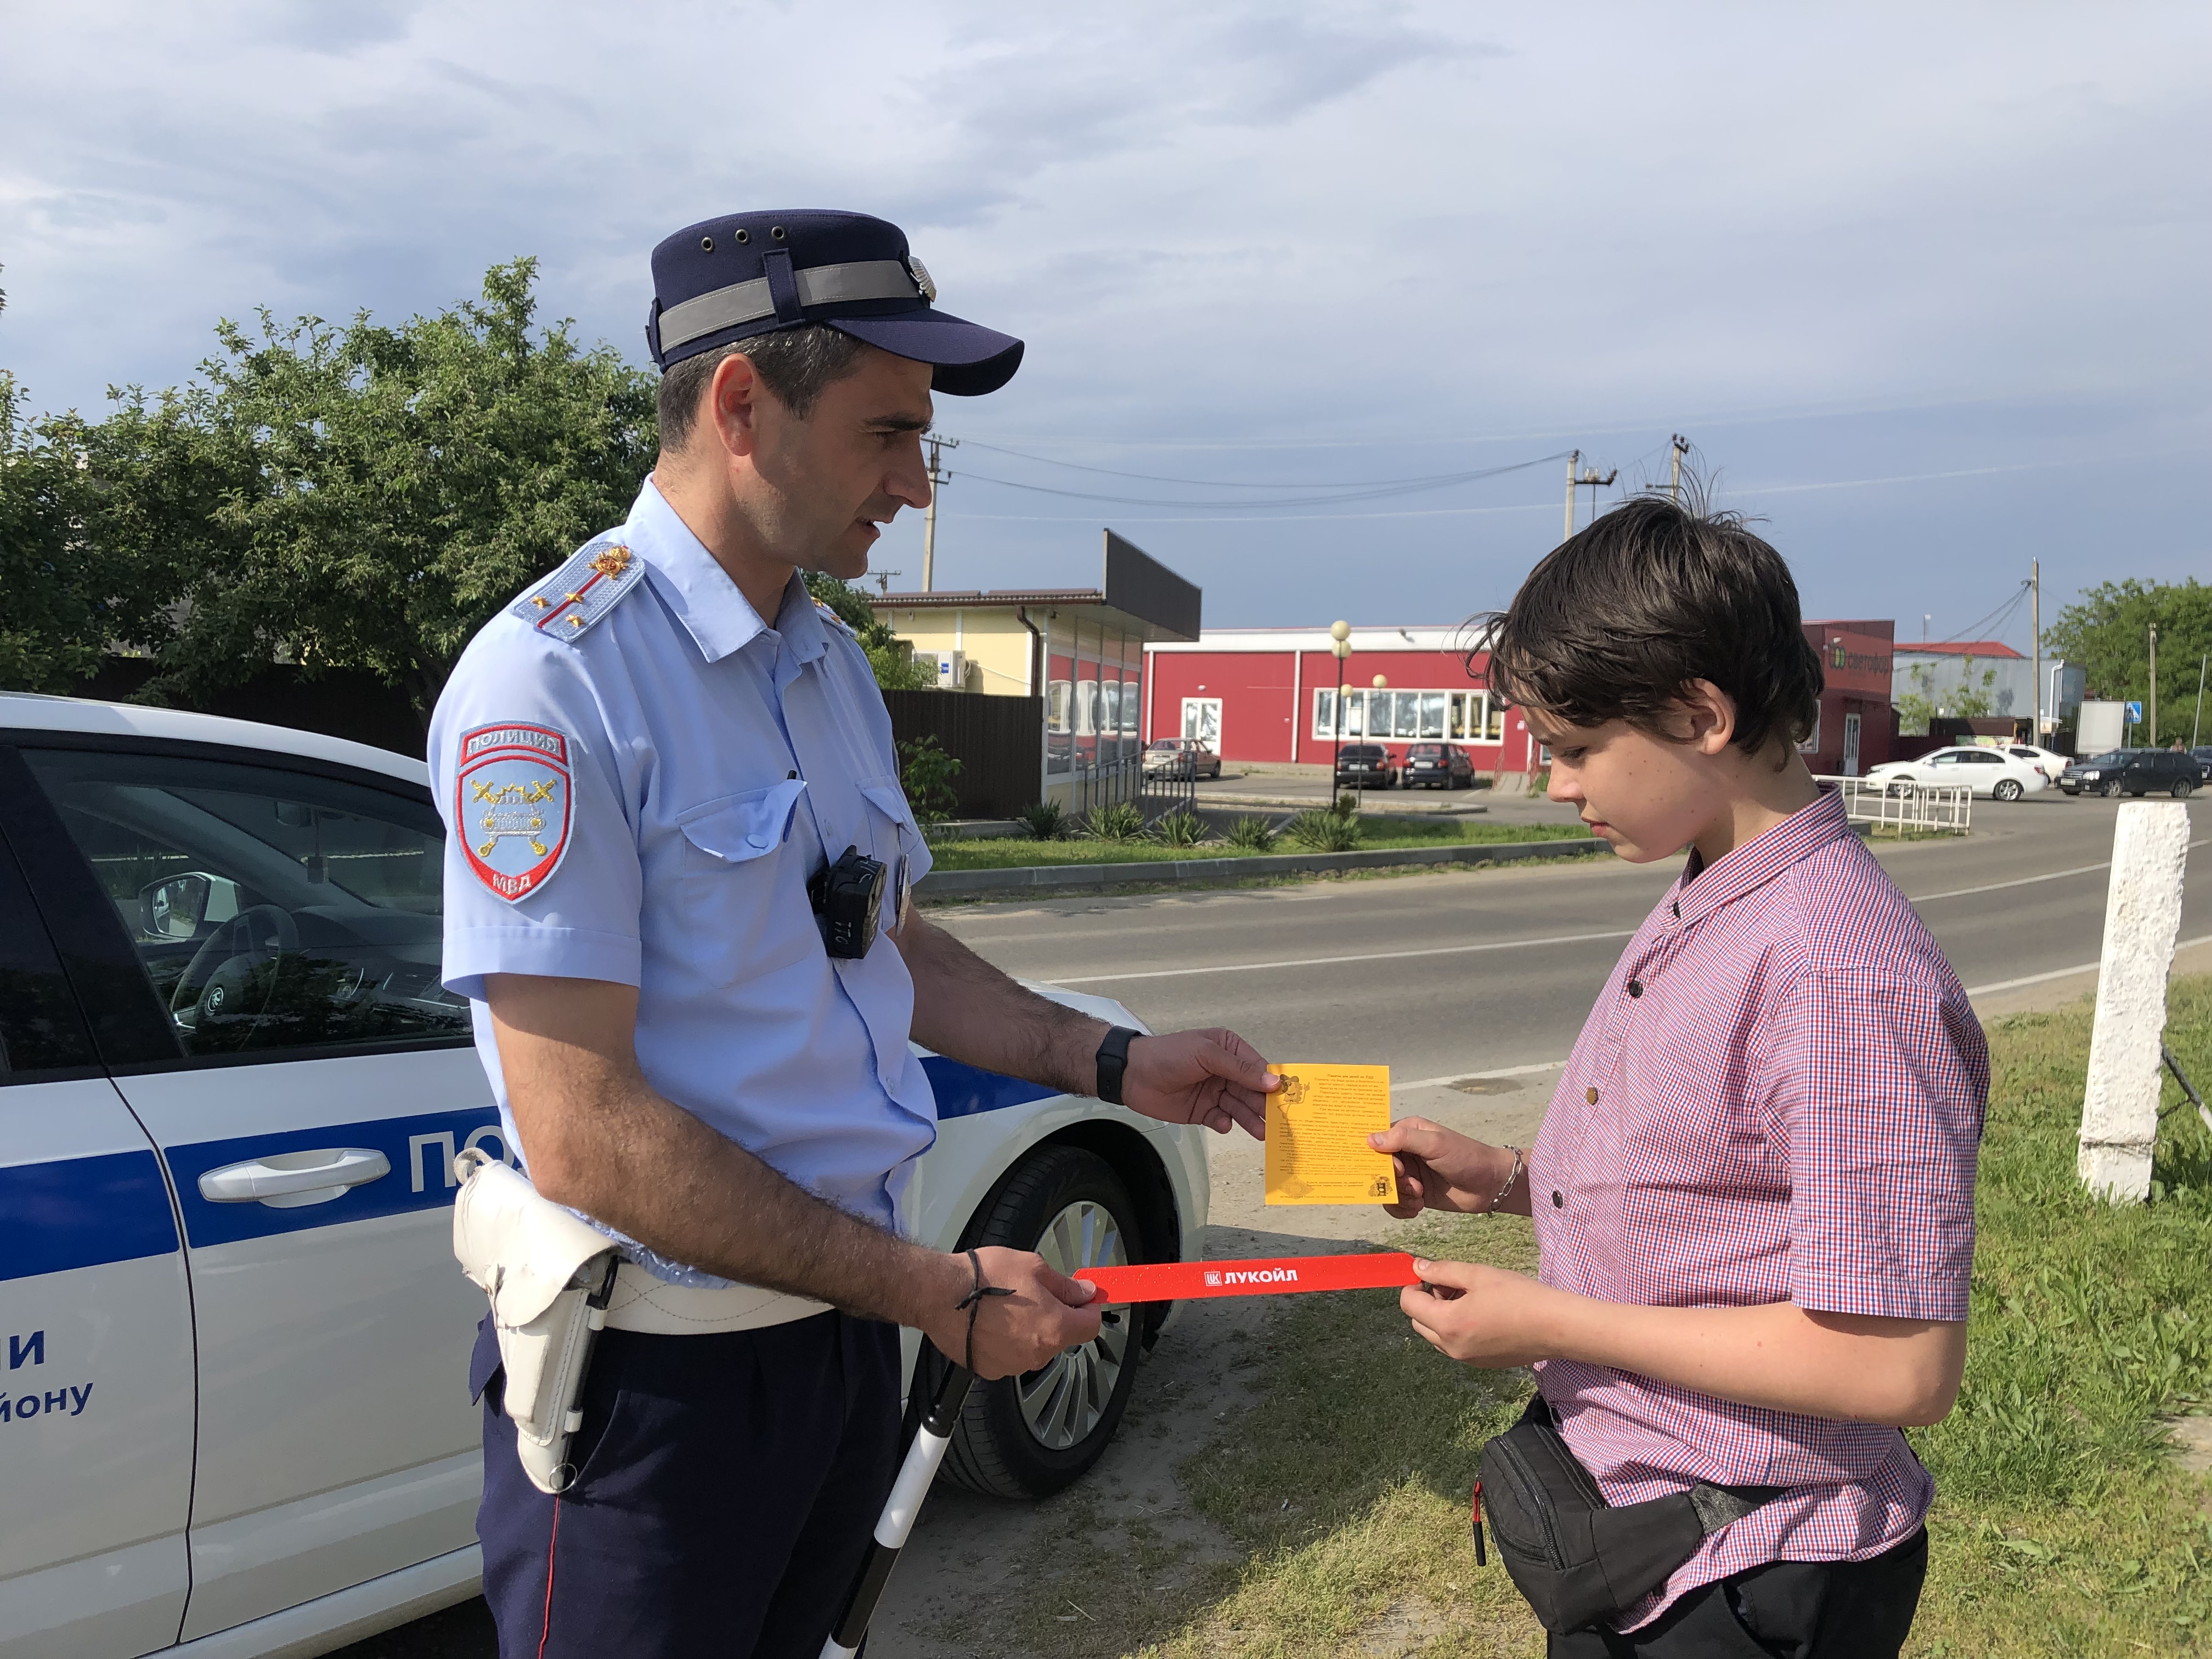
1530, 788, 1986, 1630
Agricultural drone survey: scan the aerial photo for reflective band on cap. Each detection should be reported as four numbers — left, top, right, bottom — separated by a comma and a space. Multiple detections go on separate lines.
657, 259, 924, 352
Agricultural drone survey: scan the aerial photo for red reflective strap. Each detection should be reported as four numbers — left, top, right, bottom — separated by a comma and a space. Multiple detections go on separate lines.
538, 1498, 561, 1658
1075, 1251, 1420, 1304
1471, 1480, 1486, 1567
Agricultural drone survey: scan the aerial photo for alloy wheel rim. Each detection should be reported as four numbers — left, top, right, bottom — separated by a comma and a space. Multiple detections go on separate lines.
1015, 1199, 1132, 1450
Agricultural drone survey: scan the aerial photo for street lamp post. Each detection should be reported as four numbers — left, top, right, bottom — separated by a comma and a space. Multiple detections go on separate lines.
1329, 621, 1352, 800
1368, 673, 1389, 808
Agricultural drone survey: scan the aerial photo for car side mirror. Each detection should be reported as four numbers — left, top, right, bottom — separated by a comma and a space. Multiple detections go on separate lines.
138, 872, 242, 941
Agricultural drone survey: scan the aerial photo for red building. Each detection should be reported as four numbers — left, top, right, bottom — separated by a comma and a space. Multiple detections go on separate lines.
1799, 619, 1895, 777
1144, 627, 1542, 774
1146, 618, 1894, 778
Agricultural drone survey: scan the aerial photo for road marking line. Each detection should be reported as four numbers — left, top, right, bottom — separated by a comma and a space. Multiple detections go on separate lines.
1393, 1059, 1568, 1091
1907, 837, 2210, 905
1964, 933, 2212, 998
1048, 928, 1639, 986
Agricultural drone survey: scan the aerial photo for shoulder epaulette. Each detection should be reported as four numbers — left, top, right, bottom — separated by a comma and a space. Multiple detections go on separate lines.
510, 537, 646, 642
814, 598, 859, 637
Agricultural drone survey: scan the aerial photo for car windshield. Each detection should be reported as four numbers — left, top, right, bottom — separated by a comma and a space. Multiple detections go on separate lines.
2081, 752, 2128, 766
1343, 746, 1384, 759
1408, 745, 1443, 757
1147, 740, 1181, 752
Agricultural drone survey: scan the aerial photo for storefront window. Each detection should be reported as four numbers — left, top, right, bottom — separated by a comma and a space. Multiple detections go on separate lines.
1318, 686, 1505, 744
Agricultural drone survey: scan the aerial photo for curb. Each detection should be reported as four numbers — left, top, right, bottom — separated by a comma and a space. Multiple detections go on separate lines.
916, 836, 1610, 898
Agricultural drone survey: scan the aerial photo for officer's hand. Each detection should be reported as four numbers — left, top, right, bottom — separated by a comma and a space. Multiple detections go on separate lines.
1120, 1028, 1279, 1139
921, 1246, 1103, 1381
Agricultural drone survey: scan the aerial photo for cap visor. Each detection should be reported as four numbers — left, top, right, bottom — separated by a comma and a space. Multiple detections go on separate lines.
829, 311, 1024, 396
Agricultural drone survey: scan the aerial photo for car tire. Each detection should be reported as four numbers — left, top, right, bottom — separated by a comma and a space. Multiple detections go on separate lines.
2175, 778, 2196, 799
1993, 779, 2023, 802
1885, 780, 1912, 798
2104, 780, 2126, 798
936, 1146, 1148, 1499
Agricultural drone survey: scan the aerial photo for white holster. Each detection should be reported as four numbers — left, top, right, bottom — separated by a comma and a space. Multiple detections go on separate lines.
453, 1151, 619, 1495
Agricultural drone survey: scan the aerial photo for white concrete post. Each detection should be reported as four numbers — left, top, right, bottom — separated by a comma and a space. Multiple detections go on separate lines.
2079, 801, 2191, 1201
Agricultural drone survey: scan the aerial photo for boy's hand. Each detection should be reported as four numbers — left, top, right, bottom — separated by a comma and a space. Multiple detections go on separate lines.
1368, 1118, 1516, 1218
1401, 1258, 1561, 1367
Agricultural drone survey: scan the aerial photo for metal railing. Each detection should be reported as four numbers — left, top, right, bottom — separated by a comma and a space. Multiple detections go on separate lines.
1068, 752, 1196, 824
1818, 776, 1973, 836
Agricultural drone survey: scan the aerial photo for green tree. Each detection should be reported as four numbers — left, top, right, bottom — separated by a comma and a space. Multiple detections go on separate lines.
1895, 658, 1998, 735
804, 571, 936, 690
0, 362, 234, 692
149, 258, 657, 720
2043, 578, 2212, 740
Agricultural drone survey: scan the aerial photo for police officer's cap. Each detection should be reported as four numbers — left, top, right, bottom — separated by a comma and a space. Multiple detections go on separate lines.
646, 210, 1022, 396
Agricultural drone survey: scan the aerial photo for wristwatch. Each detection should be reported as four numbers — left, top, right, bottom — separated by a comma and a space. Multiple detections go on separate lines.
1094, 1026, 1142, 1105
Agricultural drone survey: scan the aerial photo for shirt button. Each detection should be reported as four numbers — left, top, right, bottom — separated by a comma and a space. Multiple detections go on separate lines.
1585, 1087, 1599, 1105
1627, 979, 1644, 998
1671, 901, 1680, 919
747, 833, 770, 849
1551, 1190, 1564, 1208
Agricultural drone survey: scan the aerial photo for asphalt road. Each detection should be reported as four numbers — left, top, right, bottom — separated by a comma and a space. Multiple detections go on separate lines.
335, 789, 2205, 1658
937, 791, 2212, 1082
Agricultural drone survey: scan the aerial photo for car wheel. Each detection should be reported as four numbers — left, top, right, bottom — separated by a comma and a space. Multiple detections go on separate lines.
1884, 779, 1912, 797
1993, 779, 2023, 802
2175, 778, 2196, 799
2103, 779, 2126, 798
938, 1146, 1147, 1499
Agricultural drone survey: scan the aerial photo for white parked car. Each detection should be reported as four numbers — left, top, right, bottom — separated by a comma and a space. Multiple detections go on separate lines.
2000, 743, 2070, 786
0, 692, 1207, 1659
1865, 745, 2050, 802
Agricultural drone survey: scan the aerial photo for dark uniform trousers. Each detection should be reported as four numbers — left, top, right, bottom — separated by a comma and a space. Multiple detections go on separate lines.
1548, 1528, 1928, 1659
472, 1309, 901, 1658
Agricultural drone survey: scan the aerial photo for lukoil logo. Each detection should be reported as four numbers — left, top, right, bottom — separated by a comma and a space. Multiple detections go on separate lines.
1221, 1267, 1299, 1285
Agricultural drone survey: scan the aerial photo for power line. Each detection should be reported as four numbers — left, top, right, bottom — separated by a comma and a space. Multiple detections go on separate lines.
951, 436, 1568, 492
943, 451, 1568, 512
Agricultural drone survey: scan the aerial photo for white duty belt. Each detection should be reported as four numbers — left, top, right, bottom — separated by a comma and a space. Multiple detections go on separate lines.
453, 1152, 825, 1493
603, 1262, 826, 1334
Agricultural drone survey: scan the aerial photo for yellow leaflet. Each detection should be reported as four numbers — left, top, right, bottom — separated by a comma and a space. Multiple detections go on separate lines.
1264, 1064, 1400, 1206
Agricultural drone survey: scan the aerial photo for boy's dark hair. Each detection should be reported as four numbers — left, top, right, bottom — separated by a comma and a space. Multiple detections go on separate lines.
1474, 493, 1824, 757
656, 323, 870, 450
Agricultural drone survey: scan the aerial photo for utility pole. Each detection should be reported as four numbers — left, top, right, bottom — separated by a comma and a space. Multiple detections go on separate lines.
920, 433, 958, 592
1577, 459, 1619, 529
1564, 451, 1579, 540
2030, 560, 2040, 744
1668, 433, 1689, 502
873, 568, 901, 595
2193, 653, 2207, 749
2149, 623, 2159, 746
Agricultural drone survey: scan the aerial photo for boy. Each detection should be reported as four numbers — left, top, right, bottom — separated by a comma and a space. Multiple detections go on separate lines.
1375, 496, 1984, 1656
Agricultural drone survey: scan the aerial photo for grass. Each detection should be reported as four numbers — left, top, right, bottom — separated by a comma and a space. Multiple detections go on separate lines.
936, 979, 2212, 1657
925, 817, 1592, 871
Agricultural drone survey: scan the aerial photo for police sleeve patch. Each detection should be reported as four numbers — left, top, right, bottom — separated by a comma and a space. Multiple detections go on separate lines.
456, 724, 575, 902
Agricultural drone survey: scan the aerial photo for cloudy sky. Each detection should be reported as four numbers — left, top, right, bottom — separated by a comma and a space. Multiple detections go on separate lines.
4, 2, 2206, 651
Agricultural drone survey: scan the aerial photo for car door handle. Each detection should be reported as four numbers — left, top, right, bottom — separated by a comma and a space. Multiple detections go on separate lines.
198, 1148, 392, 1209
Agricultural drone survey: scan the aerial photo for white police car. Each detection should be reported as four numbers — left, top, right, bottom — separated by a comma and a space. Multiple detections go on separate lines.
0, 692, 1207, 1658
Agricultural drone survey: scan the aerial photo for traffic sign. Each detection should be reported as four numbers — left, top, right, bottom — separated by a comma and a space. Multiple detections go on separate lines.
2126, 701, 2145, 724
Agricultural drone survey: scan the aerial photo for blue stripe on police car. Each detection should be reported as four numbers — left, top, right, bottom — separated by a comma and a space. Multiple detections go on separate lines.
0, 1151, 179, 1282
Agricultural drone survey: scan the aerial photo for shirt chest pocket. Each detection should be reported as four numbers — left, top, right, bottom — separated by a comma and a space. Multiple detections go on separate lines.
676, 780, 809, 980
853, 775, 925, 935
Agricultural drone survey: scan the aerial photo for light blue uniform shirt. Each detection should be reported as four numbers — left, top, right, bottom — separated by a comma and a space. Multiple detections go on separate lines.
428, 478, 937, 1279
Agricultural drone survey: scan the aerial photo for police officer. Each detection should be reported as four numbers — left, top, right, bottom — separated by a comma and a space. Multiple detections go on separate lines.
428, 209, 1280, 1658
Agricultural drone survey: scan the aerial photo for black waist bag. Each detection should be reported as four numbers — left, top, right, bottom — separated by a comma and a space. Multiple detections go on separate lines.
1477, 1395, 1786, 1634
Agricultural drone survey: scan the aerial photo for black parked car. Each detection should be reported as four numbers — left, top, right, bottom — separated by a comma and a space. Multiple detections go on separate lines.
2192, 746, 2212, 783
1334, 743, 1397, 789
1402, 742, 1475, 789
2061, 748, 2198, 798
